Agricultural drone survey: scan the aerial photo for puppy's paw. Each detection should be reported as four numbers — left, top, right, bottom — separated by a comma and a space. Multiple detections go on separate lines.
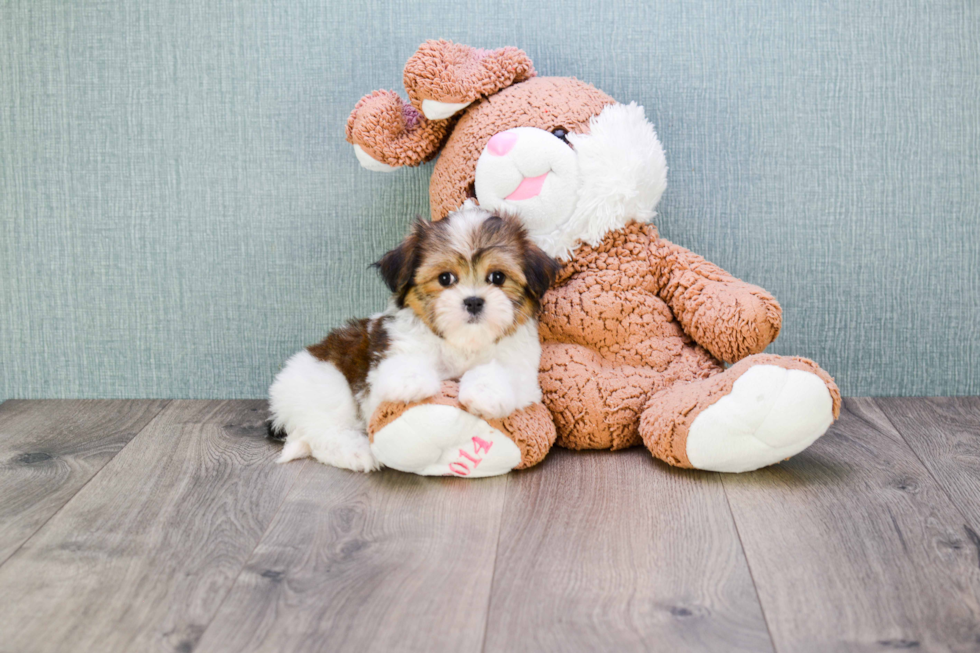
376, 368, 442, 405
459, 368, 517, 419
309, 431, 380, 473
276, 439, 312, 464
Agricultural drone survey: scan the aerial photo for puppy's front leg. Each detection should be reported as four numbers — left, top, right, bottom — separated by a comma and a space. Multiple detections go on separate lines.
371, 355, 442, 405
459, 361, 519, 419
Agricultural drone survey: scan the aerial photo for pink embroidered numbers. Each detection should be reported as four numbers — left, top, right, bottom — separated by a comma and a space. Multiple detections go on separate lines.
447, 436, 494, 476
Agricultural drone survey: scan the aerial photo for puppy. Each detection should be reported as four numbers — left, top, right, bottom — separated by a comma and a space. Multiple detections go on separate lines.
268, 201, 560, 472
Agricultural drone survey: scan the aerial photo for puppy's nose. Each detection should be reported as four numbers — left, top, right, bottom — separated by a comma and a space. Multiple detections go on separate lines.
486, 131, 517, 156
463, 297, 485, 315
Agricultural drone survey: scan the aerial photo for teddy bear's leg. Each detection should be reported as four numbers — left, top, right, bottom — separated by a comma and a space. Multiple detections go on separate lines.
367, 381, 556, 478
540, 343, 665, 450
639, 354, 841, 472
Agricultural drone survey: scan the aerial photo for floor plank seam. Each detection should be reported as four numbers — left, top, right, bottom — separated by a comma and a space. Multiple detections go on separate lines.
719, 477, 780, 653
194, 458, 310, 647
477, 475, 511, 653
872, 398, 980, 538
965, 525, 980, 571
0, 400, 172, 570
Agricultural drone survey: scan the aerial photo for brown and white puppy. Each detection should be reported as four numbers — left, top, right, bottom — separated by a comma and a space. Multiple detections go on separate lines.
268, 201, 559, 472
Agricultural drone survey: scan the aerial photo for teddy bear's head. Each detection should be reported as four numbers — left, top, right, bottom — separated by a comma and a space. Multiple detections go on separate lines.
346, 40, 668, 258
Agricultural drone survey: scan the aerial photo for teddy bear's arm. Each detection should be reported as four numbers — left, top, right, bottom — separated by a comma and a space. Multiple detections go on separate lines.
650, 238, 782, 364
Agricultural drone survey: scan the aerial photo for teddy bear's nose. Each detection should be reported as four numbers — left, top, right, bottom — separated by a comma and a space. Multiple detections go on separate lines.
487, 131, 518, 157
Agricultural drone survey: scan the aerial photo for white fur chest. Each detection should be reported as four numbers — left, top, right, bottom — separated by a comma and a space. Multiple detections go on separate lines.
384, 307, 534, 378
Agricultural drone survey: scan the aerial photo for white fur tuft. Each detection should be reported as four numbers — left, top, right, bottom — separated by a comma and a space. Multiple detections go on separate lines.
559, 102, 668, 258
277, 440, 312, 463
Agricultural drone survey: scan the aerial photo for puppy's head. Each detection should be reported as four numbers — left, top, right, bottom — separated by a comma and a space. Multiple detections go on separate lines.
375, 201, 560, 349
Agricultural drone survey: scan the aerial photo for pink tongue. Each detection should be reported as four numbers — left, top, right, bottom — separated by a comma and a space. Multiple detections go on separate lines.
505, 172, 548, 201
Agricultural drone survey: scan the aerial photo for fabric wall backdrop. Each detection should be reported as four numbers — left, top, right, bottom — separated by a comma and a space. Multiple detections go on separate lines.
1, 0, 978, 400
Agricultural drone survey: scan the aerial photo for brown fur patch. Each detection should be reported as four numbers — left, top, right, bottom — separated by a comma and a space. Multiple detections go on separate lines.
307, 316, 391, 397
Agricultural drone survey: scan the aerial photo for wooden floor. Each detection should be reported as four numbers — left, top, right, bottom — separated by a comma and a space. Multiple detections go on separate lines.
0, 399, 978, 652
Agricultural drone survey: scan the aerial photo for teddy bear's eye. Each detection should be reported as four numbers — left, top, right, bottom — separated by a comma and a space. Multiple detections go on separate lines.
438, 272, 457, 287
552, 128, 569, 142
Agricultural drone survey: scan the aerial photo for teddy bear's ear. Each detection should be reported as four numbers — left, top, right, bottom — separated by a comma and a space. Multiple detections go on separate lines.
345, 89, 453, 171
403, 40, 535, 121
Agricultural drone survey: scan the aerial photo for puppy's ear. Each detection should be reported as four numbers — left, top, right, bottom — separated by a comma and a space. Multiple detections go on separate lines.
373, 218, 429, 305
523, 243, 561, 303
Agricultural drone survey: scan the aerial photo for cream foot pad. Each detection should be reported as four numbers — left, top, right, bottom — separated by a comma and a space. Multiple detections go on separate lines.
371, 404, 521, 477
686, 365, 834, 473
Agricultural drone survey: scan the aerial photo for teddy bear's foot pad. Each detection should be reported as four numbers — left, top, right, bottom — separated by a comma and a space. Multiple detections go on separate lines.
371, 404, 521, 477
686, 365, 834, 473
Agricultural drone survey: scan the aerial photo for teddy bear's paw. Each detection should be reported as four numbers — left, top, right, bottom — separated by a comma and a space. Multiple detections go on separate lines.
371, 404, 521, 477
686, 365, 834, 473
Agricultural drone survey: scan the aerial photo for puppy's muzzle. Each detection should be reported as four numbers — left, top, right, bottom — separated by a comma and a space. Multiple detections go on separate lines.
463, 296, 485, 316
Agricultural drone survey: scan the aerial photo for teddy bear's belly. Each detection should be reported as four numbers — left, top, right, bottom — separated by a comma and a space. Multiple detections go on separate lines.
537, 282, 724, 450
539, 282, 703, 370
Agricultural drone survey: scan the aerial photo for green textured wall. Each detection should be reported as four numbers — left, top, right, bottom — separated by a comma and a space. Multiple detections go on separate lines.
2, 0, 978, 399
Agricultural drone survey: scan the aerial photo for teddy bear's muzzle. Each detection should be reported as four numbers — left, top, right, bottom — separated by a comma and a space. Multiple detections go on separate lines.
475, 127, 581, 236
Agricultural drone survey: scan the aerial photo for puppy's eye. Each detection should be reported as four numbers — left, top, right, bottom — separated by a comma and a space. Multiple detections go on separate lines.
552, 128, 569, 142
487, 271, 506, 286
438, 272, 457, 287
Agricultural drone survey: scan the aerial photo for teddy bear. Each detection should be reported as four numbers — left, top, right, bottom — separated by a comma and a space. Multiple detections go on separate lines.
346, 40, 841, 476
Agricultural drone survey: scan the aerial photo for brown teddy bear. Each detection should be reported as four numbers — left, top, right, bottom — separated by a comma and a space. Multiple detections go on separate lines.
347, 40, 841, 476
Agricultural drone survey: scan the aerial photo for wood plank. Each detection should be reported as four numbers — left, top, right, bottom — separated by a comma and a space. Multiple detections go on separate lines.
722, 397, 980, 653
0, 400, 304, 653
0, 399, 169, 565
876, 397, 980, 529
194, 467, 509, 653
483, 448, 774, 653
